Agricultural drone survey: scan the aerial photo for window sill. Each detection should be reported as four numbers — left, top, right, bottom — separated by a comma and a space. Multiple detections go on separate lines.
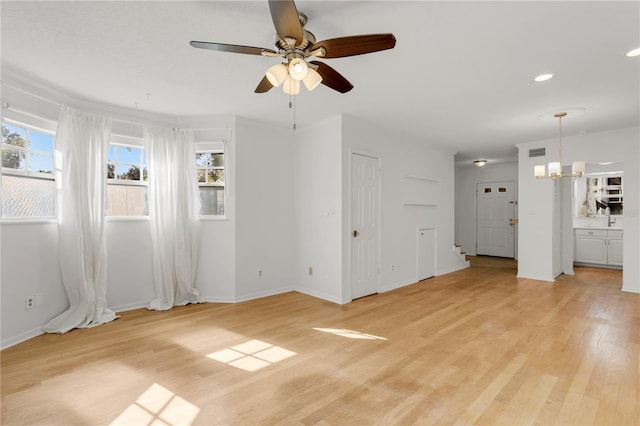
199, 215, 228, 221
106, 216, 150, 222
1, 218, 57, 225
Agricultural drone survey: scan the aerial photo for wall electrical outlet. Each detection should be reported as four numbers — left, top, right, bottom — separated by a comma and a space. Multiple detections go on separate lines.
258, 270, 263, 277
391, 264, 396, 271
25, 296, 34, 310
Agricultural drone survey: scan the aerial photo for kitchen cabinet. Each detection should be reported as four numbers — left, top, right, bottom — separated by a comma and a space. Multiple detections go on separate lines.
607, 230, 623, 265
574, 228, 623, 268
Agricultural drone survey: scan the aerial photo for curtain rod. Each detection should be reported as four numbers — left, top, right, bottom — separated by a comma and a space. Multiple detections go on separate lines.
2, 81, 229, 132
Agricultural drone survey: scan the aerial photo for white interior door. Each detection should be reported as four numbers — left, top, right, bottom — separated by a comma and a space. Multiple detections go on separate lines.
417, 228, 435, 280
350, 153, 380, 299
476, 181, 515, 258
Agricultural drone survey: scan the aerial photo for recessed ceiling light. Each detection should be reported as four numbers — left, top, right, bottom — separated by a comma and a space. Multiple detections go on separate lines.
473, 160, 487, 167
533, 73, 554, 82
626, 47, 640, 57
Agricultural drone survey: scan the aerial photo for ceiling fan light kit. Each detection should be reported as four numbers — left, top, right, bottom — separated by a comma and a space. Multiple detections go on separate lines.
282, 76, 300, 95
288, 57, 309, 81
303, 67, 323, 91
266, 63, 288, 87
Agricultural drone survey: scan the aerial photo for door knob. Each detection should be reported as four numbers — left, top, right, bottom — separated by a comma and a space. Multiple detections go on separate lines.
353, 230, 360, 238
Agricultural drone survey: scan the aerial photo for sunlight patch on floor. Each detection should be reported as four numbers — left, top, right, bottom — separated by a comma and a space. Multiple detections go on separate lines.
313, 328, 387, 340
109, 383, 200, 426
206, 339, 296, 372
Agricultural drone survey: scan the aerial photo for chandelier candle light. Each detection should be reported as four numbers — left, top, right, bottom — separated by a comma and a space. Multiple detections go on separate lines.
534, 112, 585, 179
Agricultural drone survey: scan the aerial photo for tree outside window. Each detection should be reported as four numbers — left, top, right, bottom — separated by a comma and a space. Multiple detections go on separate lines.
1, 122, 56, 219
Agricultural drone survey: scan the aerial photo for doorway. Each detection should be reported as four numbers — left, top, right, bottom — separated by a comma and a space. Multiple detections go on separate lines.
476, 181, 516, 258
350, 152, 381, 299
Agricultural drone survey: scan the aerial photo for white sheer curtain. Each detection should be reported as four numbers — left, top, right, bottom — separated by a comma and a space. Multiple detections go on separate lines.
43, 107, 116, 334
144, 126, 204, 310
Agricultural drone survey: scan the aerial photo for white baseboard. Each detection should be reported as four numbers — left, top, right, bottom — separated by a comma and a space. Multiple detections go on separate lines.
202, 296, 235, 303
1, 327, 44, 351
110, 301, 151, 313
437, 263, 469, 276
295, 287, 344, 305
516, 273, 556, 282
234, 286, 293, 303
380, 279, 419, 293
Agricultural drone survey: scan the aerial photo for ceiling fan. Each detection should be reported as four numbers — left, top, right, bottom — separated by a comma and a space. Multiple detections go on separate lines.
190, 0, 396, 95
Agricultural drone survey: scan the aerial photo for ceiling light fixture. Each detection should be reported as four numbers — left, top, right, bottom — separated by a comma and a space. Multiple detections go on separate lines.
266, 63, 288, 87
534, 73, 554, 82
534, 112, 585, 179
264, 57, 322, 93
626, 47, 640, 57
288, 57, 309, 81
473, 160, 487, 167
282, 75, 300, 95
303, 67, 323, 91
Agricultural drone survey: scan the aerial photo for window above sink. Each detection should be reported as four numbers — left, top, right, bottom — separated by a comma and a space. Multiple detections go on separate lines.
573, 162, 624, 227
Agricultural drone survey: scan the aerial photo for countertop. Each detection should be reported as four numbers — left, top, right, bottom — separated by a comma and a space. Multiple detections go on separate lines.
574, 226, 623, 231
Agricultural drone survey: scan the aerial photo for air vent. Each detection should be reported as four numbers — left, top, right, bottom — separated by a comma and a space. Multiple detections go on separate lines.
529, 147, 546, 158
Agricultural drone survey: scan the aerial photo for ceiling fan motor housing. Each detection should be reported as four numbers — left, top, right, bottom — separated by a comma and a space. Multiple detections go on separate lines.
275, 29, 315, 53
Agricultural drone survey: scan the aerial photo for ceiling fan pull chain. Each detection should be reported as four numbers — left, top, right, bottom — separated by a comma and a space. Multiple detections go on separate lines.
287, 89, 296, 131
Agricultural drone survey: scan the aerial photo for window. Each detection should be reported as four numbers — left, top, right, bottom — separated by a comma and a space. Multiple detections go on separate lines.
1, 121, 56, 219
586, 175, 623, 216
196, 148, 225, 216
106, 140, 148, 216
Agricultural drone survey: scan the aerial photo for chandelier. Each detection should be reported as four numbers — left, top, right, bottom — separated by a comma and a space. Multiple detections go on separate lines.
534, 112, 585, 179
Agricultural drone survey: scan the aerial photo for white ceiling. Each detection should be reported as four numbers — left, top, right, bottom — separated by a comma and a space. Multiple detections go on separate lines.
2, 1, 639, 166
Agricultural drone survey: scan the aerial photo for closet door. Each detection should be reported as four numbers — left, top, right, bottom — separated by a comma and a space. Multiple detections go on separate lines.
417, 228, 435, 281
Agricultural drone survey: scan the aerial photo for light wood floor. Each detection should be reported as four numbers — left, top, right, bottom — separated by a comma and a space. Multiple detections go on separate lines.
2, 260, 638, 425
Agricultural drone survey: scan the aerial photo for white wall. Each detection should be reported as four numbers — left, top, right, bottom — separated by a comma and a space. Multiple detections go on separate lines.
196, 220, 236, 302
293, 116, 344, 303
0, 223, 67, 347
105, 220, 154, 310
342, 115, 465, 297
234, 118, 296, 301
454, 162, 518, 256
517, 127, 639, 292
187, 118, 237, 303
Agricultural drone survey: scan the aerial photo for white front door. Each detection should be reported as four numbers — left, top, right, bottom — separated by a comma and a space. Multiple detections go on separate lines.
476, 181, 515, 258
350, 153, 380, 299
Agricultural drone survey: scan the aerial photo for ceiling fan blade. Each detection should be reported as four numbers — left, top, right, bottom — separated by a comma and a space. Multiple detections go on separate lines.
312, 33, 396, 59
255, 76, 274, 93
309, 61, 353, 93
190, 41, 276, 56
268, 0, 304, 44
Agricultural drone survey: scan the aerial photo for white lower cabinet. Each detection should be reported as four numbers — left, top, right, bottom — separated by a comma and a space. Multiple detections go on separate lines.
608, 237, 624, 266
574, 228, 623, 267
